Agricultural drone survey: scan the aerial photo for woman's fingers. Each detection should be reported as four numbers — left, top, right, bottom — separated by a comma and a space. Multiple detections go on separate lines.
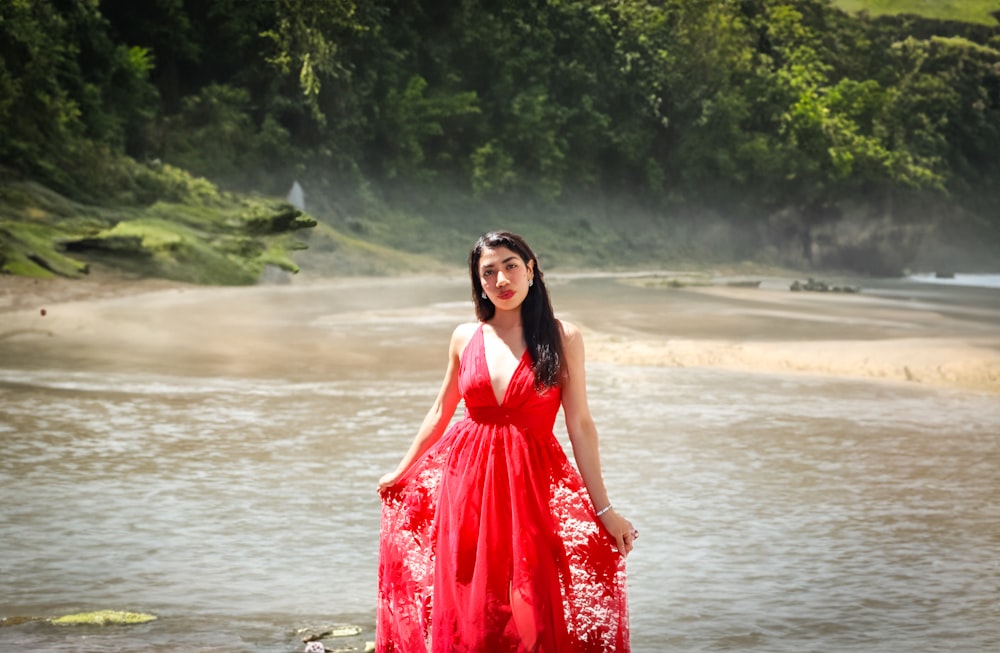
600, 512, 637, 557
620, 520, 638, 556
377, 471, 400, 496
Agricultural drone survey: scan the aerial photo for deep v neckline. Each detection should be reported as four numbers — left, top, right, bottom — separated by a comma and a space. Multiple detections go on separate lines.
479, 325, 529, 406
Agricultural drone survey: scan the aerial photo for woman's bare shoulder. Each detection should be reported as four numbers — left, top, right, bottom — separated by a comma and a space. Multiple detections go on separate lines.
449, 321, 481, 355
556, 319, 583, 346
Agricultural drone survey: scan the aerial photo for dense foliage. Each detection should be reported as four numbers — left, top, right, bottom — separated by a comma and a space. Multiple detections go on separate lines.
2, 0, 998, 275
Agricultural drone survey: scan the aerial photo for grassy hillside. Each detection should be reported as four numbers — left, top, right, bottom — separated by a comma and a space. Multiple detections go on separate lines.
0, 166, 770, 285
833, 0, 1000, 24
6, 169, 994, 284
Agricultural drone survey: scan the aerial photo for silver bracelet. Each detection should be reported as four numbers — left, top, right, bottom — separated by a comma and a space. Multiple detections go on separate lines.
595, 504, 612, 517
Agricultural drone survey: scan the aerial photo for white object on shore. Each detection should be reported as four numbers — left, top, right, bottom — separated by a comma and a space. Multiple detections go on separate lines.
287, 180, 305, 211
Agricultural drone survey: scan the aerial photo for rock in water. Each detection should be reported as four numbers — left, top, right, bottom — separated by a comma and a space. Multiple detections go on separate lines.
50, 610, 157, 625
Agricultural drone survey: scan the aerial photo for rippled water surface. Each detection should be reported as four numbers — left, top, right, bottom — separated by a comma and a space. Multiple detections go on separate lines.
1, 278, 998, 652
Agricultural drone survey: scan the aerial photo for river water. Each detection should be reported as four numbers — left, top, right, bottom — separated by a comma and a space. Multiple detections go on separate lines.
1, 275, 998, 652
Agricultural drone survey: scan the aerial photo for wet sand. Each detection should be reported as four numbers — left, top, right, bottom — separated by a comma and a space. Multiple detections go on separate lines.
1, 271, 998, 393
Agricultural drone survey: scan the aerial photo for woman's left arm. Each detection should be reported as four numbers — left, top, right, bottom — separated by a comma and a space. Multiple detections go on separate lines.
560, 320, 636, 557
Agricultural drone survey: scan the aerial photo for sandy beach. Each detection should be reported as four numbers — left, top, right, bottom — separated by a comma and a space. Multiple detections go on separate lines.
1, 271, 998, 393
577, 280, 1000, 394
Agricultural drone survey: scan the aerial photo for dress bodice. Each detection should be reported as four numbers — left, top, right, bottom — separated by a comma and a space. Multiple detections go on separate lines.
458, 324, 561, 434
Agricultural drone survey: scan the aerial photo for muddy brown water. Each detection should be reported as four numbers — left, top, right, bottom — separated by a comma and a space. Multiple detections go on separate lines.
1, 274, 998, 652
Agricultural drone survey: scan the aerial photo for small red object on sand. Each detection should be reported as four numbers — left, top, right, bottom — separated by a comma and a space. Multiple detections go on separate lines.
40, 308, 47, 316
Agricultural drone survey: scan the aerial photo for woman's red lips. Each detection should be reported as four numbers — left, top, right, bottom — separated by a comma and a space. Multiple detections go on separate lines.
498, 290, 515, 300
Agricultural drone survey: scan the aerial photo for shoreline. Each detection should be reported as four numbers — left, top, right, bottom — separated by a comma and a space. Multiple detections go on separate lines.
0, 272, 190, 314
584, 332, 1000, 394
2, 272, 998, 394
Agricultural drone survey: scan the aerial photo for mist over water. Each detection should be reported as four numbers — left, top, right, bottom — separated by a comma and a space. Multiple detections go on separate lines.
908, 273, 1000, 289
1, 276, 998, 652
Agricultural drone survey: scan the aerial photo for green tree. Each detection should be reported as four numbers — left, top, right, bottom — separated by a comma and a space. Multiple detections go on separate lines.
0, 0, 158, 196
880, 35, 1000, 231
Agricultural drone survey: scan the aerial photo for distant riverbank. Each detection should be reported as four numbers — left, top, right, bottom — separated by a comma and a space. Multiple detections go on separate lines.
2, 270, 997, 393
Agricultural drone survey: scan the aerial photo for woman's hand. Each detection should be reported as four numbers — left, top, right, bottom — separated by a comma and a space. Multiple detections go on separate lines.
599, 509, 638, 557
377, 469, 403, 496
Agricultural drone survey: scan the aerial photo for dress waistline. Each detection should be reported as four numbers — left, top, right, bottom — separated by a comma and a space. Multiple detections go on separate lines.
464, 405, 548, 433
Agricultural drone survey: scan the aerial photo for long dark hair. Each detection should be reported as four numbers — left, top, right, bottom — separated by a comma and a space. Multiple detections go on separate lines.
469, 230, 565, 389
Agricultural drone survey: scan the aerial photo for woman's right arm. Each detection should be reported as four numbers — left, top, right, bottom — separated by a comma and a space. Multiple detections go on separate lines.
377, 324, 473, 494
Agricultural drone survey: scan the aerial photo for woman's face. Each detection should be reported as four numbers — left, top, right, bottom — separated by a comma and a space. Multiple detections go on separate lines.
478, 246, 534, 309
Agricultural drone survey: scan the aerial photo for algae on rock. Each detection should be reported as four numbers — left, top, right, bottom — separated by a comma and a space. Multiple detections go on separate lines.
50, 610, 157, 626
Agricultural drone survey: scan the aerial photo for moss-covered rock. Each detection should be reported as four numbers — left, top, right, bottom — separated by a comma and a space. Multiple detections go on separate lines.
0, 221, 91, 278
0, 164, 316, 285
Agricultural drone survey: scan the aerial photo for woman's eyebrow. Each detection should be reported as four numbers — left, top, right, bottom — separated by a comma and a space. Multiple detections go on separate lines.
481, 256, 519, 269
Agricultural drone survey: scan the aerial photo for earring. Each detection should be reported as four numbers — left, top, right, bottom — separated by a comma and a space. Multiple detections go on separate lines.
528, 278, 534, 287
481, 291, 487, 299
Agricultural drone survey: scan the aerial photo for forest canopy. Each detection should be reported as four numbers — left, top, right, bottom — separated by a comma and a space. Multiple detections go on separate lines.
2, 0, 998, 277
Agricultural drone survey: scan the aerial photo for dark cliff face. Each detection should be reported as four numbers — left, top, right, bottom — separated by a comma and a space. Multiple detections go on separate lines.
744, 190, 1000, 277
777, 213, 997, 277
806, 217, 928, 277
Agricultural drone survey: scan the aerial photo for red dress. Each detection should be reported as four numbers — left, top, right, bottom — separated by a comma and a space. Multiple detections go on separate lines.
377, 325, 629, 652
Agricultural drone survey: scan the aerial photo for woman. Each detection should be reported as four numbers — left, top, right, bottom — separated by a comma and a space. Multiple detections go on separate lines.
377, 231, 634, 652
